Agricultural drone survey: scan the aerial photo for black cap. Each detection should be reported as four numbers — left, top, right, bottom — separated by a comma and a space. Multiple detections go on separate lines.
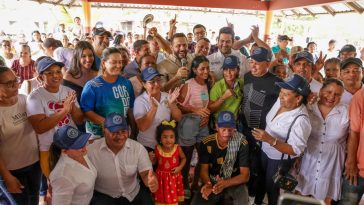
340, 57, 363, 70
340, 44, 356, 54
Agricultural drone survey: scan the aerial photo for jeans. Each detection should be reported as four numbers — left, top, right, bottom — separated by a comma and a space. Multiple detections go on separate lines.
39, 174, 48, 196
90, 185, 154, 205
9, 161, 42, 205
338, 176, 364, 205
191, 184, 249, 205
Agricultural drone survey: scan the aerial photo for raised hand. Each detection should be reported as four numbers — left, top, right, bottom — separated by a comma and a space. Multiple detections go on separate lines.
62, 91, 77, 114
314, 51, 327, 72
168, 87, 180, 105
148, 27, 158, 37
147, 170, 159, 193
250, 25, 259, 39
149, 95, 160, 109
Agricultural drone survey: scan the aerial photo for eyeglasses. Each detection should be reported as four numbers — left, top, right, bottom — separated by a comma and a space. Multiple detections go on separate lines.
0, 77, 20, 88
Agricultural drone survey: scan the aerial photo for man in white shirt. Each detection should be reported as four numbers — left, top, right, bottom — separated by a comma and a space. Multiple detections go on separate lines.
88, 113, 158, 205
292, 51, 322, 93
207, 27, 250, 80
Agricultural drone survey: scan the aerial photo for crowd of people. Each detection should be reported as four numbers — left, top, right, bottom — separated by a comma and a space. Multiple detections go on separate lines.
1, 14, 364, 205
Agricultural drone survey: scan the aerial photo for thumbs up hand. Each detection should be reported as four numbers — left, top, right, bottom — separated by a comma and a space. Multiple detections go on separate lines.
147, 170, 159, 193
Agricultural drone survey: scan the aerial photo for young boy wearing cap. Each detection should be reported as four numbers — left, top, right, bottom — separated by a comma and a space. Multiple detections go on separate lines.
49, 125, 96, 205
241, 46, 282, 205
209, 55, 243, 122
191, 111, 249, 205
87, 113, 158, 205
27, 57, 84, 178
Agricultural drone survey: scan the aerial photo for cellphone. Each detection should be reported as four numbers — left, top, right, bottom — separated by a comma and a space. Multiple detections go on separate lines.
278, 193, 325, 205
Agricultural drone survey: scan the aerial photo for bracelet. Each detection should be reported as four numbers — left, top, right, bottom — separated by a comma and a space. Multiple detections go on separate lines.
271, 138, 278, 147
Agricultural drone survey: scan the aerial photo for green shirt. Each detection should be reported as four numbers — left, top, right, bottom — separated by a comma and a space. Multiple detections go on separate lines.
210, 78, 244, 121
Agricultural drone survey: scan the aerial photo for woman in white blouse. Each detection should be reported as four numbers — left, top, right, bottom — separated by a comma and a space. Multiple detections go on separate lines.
134, 67, 181, 155
297, 78, 348, 203
49, 125, 96, 205
252, 74, 312, 205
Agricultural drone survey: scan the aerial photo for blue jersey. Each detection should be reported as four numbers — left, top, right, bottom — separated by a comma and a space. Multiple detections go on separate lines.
81, 75, 135, 136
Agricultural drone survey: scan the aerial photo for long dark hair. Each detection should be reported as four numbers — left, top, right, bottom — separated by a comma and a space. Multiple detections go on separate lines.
69, 41, 98, 78
188, 55, 211, 90
156, 123, 178, 145
113, 34, 125, 46
49, 143, 62, 171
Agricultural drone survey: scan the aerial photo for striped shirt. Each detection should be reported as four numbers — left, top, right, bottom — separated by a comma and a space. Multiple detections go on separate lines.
11, 59, 36, 84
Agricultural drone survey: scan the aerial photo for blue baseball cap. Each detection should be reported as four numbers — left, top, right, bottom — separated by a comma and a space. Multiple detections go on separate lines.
141, 67, 163, 81
294, 51, 314, 64
222, 55, 240, 69
250, 47, 271, 62
53, 126, 91, 150
37, 56, 64, 74
104, 112, 129, 132
217, 111, 236, 128
275, 74, 311, 97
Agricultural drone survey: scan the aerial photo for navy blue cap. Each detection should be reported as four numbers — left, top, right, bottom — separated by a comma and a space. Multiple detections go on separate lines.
104, 113, 129, 133
275, 74, 311, 97
340, 57, 363, 70
37, 57, 64, 74
222, 55, 240, 69
294, 51, 314, 64
250, 47, 271, 62
53, 126, 91, 150
217, 111, 236, 128
141, 67, 163, 81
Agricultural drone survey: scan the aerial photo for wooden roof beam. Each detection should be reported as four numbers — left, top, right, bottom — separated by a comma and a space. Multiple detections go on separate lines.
345, 2, 364, 14
54, 0, 63, 5
322, 5, 336, 16
303, 7, 316, 17
291, 9, 301, 17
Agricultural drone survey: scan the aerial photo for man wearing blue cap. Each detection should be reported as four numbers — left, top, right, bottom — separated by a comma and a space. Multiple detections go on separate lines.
292, 51, 322, 93
192, 111, 249, 205
241, 46, 282, 205
87, 112, 157, 205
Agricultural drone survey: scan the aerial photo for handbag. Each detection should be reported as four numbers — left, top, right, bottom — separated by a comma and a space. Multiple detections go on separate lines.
272, 114, 306, 192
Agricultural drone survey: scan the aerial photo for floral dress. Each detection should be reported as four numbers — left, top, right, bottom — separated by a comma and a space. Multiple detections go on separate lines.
154, 144, 184, 205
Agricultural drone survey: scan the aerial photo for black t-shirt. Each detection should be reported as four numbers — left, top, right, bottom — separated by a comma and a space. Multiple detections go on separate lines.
241, 71, 282, 133
199, 134, 249, 180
